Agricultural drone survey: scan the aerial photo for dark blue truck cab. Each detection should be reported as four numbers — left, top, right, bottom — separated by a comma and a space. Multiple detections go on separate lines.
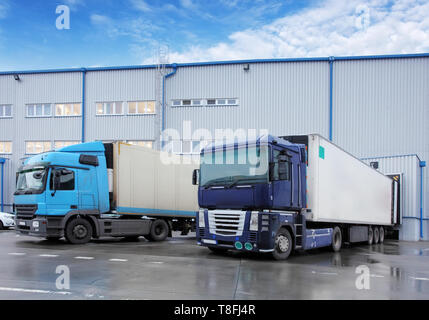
193, 135, 337, 260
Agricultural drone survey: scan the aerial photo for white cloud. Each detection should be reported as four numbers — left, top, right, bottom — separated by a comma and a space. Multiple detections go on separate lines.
159, 0, 429, 63
130, 0, 152, 12
180, 0, 195, 9
0, 1, 9, 19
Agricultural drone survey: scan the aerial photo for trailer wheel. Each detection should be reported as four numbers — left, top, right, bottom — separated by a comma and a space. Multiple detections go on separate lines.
148, 219, 169, 242
368, 227, 373, 245
331, 227, 342, 252
272, 228, 293, 260
379, 227, 385, 243
373, 227, 379, 244
65, 218, 93, 244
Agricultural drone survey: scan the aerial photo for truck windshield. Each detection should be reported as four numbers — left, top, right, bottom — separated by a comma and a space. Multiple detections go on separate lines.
200, 145, 269, 188
15, 167, 47, 194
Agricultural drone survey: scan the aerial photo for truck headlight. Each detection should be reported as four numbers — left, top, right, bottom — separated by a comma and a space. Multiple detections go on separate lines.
198, 209, 205, 228
249, 211, 259, 231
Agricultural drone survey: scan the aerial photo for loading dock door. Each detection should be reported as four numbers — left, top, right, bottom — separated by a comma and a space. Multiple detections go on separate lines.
387, 173, 402, 225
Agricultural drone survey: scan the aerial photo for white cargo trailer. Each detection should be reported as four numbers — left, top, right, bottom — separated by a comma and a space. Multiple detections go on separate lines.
305, 134, 393, 226
112, 142, 199, 218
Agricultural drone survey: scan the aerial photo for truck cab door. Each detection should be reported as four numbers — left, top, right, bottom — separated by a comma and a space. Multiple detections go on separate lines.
46, 168, 79, 216
271, 148, 293, 209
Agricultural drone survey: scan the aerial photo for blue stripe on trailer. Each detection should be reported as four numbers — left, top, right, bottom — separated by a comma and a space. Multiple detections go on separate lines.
116, 206, 197, 217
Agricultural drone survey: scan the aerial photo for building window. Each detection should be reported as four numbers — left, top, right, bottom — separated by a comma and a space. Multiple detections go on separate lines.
96, 102, 123, 116
0, 141, 12, 154
127, 140, 153, 149
26, 141, 52, 154
0, 105, 12, 118
55, 103, 82, 116
26, 104, 51, 117
128, 101, 156, 115
171, 140, 210, 154
54, 141, 80, 149
171, 99, 238, 107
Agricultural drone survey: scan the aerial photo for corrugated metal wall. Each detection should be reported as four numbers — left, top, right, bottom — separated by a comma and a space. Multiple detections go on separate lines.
85, 69, 158, 141
0, 56, 427, 241
362, 155, 423, 241
166, 62, 330, 138
333, 57, 429, 241
0, 72, 82, 210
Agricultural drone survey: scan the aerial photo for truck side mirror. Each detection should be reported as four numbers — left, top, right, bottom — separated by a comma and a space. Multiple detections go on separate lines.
51, 171, 61, 197
192, 169, 200, 185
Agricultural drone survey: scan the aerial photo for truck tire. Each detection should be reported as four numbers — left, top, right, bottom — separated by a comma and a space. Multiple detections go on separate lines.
65, 218, 93, 244
272, 228, 293, 260
0, 221, 3, 230
368, 227, 373, 245
373, 227, 379, 244
379, 227, 385, 243
208, 246, 228, 254
147, 219, 169, 242
331, 227, 342, 252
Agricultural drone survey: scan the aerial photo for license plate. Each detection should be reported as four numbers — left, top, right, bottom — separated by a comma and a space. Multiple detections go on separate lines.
19, 221, 26, 226
203, 239, 217, 245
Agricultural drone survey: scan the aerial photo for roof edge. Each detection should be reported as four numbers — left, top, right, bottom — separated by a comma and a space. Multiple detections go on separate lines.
1, 52, 428, 75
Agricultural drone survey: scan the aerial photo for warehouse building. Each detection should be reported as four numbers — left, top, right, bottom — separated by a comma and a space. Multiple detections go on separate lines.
0, 53, 428, 241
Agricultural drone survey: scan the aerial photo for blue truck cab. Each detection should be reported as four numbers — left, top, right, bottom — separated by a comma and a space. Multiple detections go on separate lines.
193, 135, 337, 260
14, 141, 190, 244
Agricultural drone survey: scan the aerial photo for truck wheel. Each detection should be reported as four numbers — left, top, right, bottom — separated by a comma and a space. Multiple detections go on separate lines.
65, 218, 93, 244
368, 227, 373, 245
272, 228, 293, 260
0, 221, 3, 230
208, 246, 228, 254
373, 227, 379, 244
148, 219, 169, 242
331, 227, 342, 252
379, 227, 385, 243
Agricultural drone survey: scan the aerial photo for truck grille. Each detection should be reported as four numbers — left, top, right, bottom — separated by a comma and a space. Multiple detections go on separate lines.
15, 204, 38, 220
198, 228, 205, 238
208, 210, 245, 236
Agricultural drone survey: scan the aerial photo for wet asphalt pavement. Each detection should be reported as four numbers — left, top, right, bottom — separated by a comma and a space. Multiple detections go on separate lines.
0, 229, 428, 300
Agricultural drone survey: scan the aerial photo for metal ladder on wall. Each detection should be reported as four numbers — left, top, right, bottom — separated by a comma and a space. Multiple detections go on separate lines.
155, 45, 169, 151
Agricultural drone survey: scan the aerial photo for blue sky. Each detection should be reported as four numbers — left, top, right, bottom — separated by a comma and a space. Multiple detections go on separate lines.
0, 0, 428, 71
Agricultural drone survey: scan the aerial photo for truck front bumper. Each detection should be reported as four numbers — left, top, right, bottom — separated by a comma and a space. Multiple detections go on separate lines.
197, 229, 273, 253
15, 216, 63, 238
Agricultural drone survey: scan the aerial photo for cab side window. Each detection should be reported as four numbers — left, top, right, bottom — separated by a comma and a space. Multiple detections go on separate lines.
272, 150, 290, 181
50, 169, 75, 190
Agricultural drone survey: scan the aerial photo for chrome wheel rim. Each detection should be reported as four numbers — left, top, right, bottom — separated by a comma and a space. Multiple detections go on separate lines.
276, 235, 289, 252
